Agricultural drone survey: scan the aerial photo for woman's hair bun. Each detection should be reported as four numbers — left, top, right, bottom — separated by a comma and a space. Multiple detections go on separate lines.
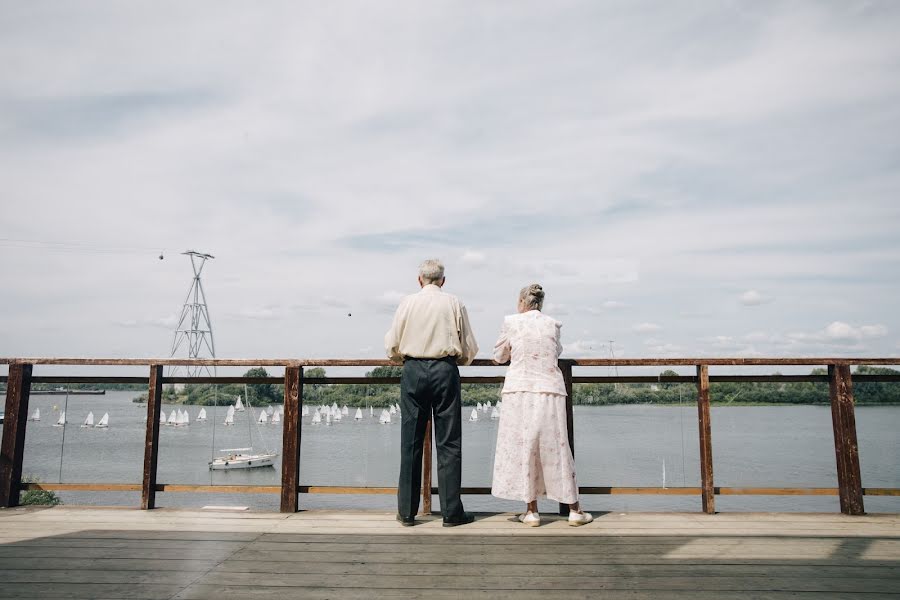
528, 283, 544, 298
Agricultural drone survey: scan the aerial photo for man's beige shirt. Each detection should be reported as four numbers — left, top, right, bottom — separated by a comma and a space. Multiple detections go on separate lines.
384, 284, 479, 365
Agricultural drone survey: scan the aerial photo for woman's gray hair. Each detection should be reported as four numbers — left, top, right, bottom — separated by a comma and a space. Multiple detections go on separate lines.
519, 283, 545, 310
418, 259, 445, 284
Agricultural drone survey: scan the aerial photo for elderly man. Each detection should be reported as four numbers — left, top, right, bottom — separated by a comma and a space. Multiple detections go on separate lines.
385, 259, 479, 526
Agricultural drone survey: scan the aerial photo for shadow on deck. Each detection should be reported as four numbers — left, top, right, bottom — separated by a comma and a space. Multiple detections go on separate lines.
0, 507, 898, 599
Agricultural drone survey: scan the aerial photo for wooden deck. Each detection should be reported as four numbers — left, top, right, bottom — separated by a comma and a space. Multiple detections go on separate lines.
0, 507, 898, 599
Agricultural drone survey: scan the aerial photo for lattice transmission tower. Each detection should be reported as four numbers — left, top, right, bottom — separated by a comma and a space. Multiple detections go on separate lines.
168, 251, 216, 378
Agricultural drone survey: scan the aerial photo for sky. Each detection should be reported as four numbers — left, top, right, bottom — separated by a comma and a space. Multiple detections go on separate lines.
1, 1, 899, 375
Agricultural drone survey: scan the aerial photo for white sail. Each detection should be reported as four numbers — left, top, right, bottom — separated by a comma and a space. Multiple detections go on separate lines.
389, 405, 397, 415
179, 410, 189, 426
234, 396, 245, 412
476, 402, 483, 412
341, 405, 350, 416
379, 409, 391, 424
354, 408, 363, 420
29, 408, 40, 421
469, 408, 478, 422
167, 410, 178, 426
312, 409, 321, 424
258, 411, 268, 424
160, 410, 167, 425
333, 409, 342, 422
81, 412, 94, 428
266, 405, 274, 416
197, 408, 207, 421
224, 405, 235, 426
370, 406, 374, 417
54, 411, 66, 427
490, 406, 499, 420
326, 411, 332, 426
95, 412, 109, 428
484, 401, 491, 411
272, 411, 281, 424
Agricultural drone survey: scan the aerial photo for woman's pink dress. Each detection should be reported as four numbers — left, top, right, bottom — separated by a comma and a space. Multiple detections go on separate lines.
491, 310, 578, 504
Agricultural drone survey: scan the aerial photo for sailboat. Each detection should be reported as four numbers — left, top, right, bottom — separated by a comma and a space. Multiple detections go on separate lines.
271, 411, 281, 424
326, 411, 332, 426
354, 407, 363, 421
484, 401, 491, 411
379, 409, 391, 424
333, 409, 342, 422
29, 408, 40, 421
81, 412, 94, 428
234, 396, 245, 412
95, 413, 109, 428
258, 411, 268, 425
476, 402, 483, 412
176, 410, 189, 427
341, 405, 349, 416
370, 406, 374, 417
469, 408, 478, 422
166, 410, 178, 426
209, 447, 277, 470
196, 408, 207, 421
389, 405, 397, 415
266, 405, 274, 416
311, 409, 322, 425
54, 411, 66, 427
160, 411, 167, 425
224, 405, 235, 426
490, 406, 499, 420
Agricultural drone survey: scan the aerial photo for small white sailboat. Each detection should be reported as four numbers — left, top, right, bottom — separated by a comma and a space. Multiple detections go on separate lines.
29, 408, 40, 421
224, 405, 235, 426
258, 411, 269, 425
330, 402, 339, 416
167, 410, 178, 426
95, 412, 109, 428
311, 409, 322, 425
81, 412, 94, 428
469, 408, 478, 422
476, 402, 483, 412
160, 411, 167, 425
389, 405, 397, 415
354, 407, 363, 421
333, 409, 342, 422
196, 408, 207, 421
266, 405, 274, 416
271, 411, 281, 424
370, 406, 374, 417
341, 405, 349, 416
326, 411, 332, 426
209, 447, 277, 470
54, 411, 66, 427
177, 410, 189, 427
490, 406, 499, 420
234, 396, 245, 412
484, 401, 492, 411
379, 409, 391, 424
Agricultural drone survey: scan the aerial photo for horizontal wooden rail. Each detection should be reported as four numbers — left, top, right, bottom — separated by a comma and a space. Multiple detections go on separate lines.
21, 482, 900, 496
4, 357, 900, 367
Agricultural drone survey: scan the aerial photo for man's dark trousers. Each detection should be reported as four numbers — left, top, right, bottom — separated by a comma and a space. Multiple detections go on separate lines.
397, 356, 463, 519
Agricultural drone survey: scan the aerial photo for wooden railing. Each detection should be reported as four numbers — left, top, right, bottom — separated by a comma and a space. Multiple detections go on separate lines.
2, 357, 899, 516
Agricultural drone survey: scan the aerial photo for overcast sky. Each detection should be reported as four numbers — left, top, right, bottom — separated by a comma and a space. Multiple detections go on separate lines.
1, 1, 899, 375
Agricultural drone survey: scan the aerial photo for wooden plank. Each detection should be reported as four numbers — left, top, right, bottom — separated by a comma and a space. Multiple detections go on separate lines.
696, 364, 715, 514
0, 582, 183, 599
421, 418, 432, 515
141, 365, 164, 510
157, 485, 280, 494
0, 363, 32, 508
281, 366, 302, 513
22, 483, 141, 492
864, 488, 900, 496
298, 486, 397, 495
828, 364, 865, 515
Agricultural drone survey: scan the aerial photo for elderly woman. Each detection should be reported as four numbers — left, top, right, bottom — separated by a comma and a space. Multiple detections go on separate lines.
491, 284, 592, 526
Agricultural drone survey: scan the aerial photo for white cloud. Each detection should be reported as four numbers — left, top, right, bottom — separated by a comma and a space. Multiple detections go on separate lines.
739, 290, 774, 306
460, 250, 487, 268
787, 321, 888, 345
633, 323, 661, 333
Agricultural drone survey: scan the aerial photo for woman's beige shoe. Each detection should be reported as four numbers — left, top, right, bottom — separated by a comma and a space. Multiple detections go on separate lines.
568, 510, 593, 526
518, 511, 541, 527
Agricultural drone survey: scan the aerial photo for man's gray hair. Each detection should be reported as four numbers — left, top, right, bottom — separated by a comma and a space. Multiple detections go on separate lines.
519, 283, 545, 310
419, 259, 445, 284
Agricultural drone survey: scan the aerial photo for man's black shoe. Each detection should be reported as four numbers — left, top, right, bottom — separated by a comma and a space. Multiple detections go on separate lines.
442, 512, 475, 527
396, 514, 416, 527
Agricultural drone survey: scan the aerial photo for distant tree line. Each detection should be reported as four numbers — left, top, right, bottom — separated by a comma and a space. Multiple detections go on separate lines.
123, 365, 900, 407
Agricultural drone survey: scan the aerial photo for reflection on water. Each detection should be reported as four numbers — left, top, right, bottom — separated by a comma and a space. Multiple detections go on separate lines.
8, 392, 899, 513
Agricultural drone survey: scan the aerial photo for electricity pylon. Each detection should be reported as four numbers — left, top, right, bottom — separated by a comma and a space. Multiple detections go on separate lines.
168, 251, 216, 378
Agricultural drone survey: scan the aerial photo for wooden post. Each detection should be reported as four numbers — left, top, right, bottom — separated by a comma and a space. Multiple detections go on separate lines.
421, 418, 433, 515
697, 364, 715, 514
559, 359, 575, 516
281, 366, 302, 513
141, 365, 163, 510
0, 363, 33, 508
829, 364, 865, 515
